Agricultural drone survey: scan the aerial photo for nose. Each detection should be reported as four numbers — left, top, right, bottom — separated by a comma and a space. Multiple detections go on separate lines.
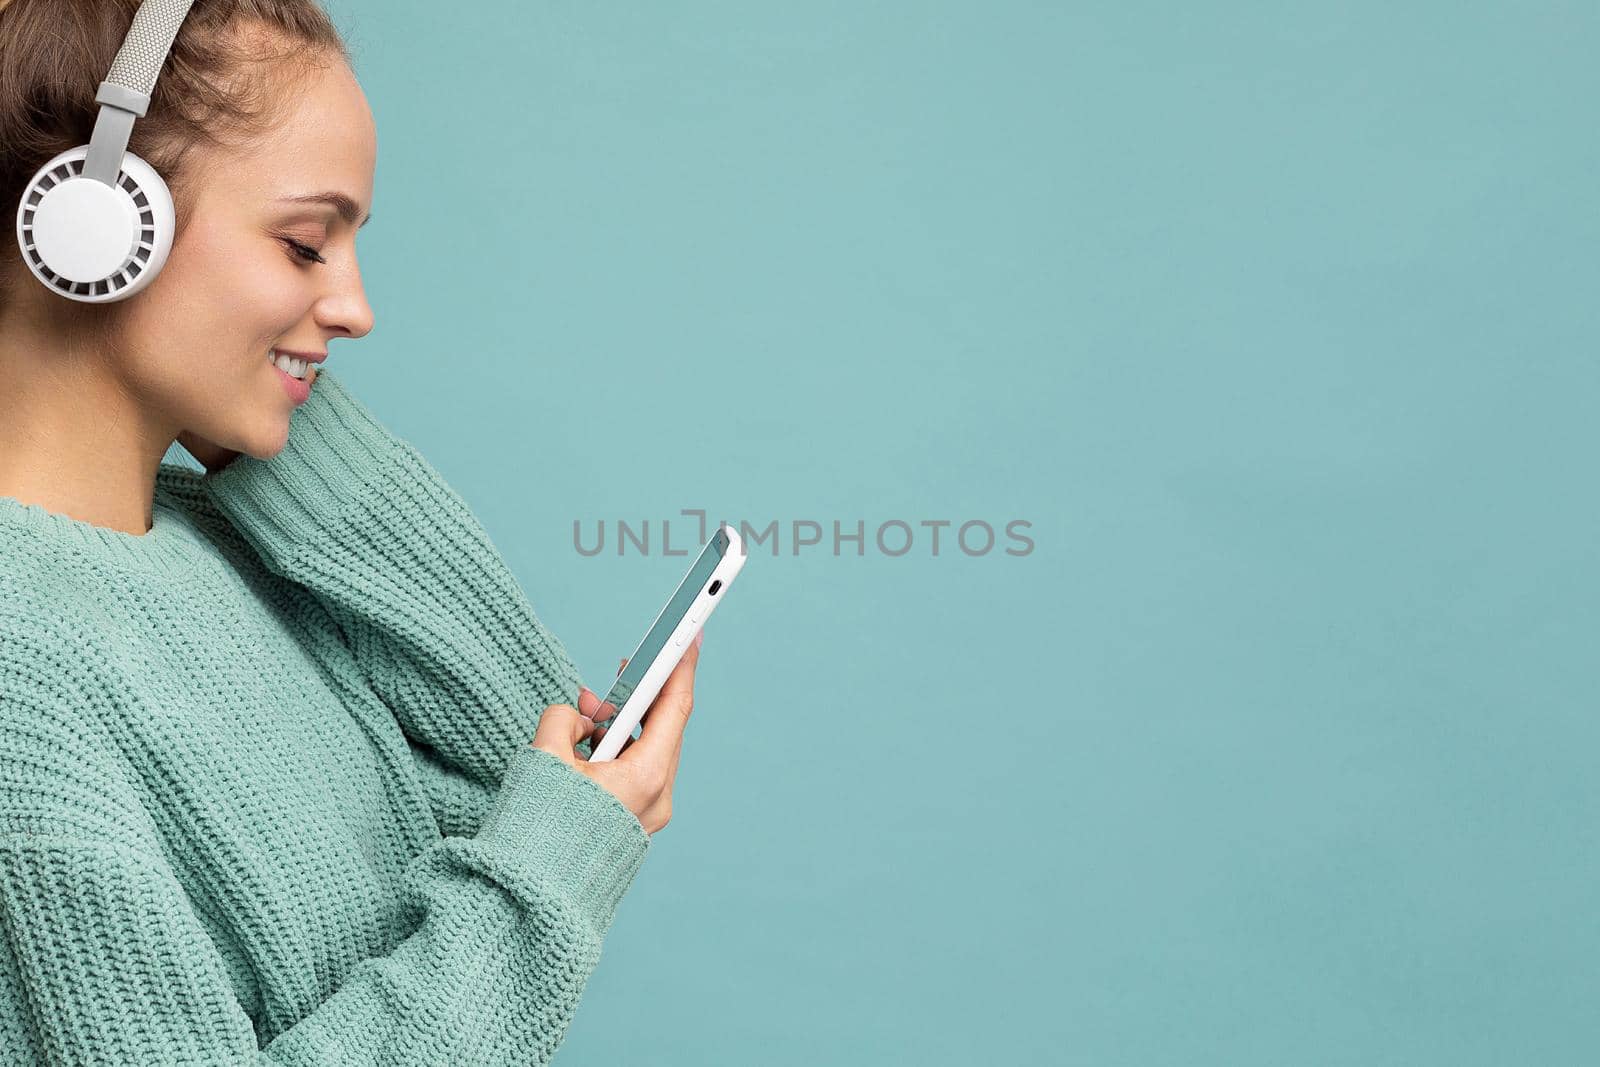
313, 253, 375, 340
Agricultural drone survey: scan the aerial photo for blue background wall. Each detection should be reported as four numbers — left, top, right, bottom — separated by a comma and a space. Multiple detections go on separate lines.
185, 2, 1595, 1062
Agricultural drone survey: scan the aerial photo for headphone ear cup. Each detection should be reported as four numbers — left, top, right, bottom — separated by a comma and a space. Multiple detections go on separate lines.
15, 146, 176, 304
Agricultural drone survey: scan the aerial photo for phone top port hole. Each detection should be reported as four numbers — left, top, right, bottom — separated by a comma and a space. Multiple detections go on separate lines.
708, 580, 722, 595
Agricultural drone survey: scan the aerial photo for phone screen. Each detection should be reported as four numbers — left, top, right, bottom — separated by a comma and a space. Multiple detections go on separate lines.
590, 526, 731, 738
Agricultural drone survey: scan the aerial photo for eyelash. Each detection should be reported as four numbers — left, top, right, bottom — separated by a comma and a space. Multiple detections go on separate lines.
282, 238, 326, 265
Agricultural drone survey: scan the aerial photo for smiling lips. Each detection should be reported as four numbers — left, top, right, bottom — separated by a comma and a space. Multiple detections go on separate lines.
269, 349, 325, 380
269, 352, 319, 405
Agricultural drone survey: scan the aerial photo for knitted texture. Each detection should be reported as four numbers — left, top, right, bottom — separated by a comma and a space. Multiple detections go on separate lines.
104, 0, 196, 98
0, 368, 648, 1065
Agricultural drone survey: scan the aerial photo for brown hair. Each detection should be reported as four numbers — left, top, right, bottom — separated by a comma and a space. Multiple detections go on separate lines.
0, 0, 349, 307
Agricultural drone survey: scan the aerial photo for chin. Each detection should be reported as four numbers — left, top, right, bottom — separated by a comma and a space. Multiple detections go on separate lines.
260, 428, 294, 460
237, 420, 292, 461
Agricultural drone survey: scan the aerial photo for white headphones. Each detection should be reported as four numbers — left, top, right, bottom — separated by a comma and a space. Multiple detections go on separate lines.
13, 0, 196, 303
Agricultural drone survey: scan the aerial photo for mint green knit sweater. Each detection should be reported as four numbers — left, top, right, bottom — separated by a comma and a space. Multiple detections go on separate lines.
0, 369, 650, 1065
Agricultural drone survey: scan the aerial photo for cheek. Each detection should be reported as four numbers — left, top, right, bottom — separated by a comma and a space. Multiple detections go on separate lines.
157, 224, 310, 343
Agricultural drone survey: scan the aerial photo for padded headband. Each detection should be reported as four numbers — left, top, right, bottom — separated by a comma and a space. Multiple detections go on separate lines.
84, 0, 196, 184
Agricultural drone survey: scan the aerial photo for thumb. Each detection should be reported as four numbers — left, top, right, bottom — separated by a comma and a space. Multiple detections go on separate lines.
530, 702, 593, 759
576, 685, 604, 720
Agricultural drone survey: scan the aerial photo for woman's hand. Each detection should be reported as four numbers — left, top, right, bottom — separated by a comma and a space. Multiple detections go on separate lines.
529, 630, 704, 835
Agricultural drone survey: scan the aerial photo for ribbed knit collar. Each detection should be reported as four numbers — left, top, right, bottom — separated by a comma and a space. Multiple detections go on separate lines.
0, 487, 214, 577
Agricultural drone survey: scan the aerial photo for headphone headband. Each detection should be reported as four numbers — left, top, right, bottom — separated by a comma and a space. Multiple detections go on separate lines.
84, 0, 196, 185
105, 0, 197, 102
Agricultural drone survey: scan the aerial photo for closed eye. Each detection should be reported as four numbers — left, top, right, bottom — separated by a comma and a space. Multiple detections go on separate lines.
282, 238, 326, 265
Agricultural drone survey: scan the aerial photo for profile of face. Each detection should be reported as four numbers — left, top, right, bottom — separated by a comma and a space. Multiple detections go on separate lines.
111, 51, 377, 460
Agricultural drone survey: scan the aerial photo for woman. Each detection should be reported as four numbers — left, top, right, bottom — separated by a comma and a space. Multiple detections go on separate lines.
0, 1, 700, 1063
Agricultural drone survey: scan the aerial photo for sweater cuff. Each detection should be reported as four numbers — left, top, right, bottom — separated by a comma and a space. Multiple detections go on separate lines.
469, 745, 651, 936
198, 367, 408, 547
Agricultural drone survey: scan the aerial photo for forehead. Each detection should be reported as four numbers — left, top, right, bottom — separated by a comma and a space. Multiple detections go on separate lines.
200, 57, 376, 218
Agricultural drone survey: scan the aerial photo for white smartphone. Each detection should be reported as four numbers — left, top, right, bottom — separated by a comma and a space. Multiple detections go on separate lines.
585, 523, 747, 762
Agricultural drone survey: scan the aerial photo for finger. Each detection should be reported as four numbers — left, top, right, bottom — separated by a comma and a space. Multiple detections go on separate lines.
578, 687, 616, 730
627, 635, 702, 763
576, 686, 602, 721
617, 656, 628, 677
530, 703, 591, 757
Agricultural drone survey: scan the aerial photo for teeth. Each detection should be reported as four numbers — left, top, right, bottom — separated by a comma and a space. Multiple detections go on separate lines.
270, 352, 309, 379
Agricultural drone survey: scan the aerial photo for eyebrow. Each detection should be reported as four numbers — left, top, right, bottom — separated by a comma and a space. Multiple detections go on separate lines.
277, 192, 373, 229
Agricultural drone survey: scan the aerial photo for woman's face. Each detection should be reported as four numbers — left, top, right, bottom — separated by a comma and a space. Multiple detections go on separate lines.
114, 53, 377, 459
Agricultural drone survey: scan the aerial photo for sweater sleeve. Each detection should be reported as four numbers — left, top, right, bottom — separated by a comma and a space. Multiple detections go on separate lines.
194, 367, 596, 796
408, 736, 497, 838
0, 666, 650, 1066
